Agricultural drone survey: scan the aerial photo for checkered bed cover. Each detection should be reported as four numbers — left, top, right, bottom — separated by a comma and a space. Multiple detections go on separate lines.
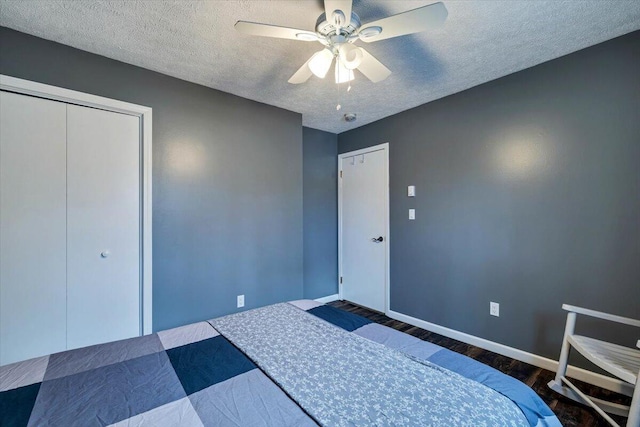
0, 320, 315, 427
1, 300, 560, 427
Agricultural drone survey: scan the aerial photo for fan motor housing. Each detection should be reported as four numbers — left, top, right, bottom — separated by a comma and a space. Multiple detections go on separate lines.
316, 12, 361, 38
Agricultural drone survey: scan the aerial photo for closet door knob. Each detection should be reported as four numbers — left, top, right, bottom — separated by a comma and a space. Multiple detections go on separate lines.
101, 250, 110, 258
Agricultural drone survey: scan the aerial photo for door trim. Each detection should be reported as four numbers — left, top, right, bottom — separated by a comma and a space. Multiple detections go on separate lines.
338, 142, 390, 314
1, 75, 153, 335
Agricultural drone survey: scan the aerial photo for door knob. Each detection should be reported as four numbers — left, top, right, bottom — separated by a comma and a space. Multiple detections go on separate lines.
371, 236, 384, 243
101, 250, 110, 258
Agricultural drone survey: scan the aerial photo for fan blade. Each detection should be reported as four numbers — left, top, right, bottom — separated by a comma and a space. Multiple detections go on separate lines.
357, 48, 391, 83
235, 21, 318, 41
288, 51, 325, 84
359, 2, 448, 43
325, 0, 352, 27
288, 59, 314, 84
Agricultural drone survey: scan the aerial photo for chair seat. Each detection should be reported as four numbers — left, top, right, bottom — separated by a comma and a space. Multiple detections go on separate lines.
568, 335, 640, 384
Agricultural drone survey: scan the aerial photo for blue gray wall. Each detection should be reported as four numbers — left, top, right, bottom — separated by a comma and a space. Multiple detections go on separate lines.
338, 31, 640, 360
0, 27, 304, 332
2, 25, 638, 362
303, 127, 338, 299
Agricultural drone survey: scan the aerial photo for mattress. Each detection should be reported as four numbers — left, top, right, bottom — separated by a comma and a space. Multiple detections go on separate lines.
0, 300, 561, 427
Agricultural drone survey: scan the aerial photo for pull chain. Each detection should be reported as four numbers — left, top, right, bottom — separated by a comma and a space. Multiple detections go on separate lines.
336, 55, 342, 111
335, 52, 353, 113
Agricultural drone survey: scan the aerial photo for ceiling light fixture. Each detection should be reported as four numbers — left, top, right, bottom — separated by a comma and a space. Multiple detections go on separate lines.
235, 1, 448, 86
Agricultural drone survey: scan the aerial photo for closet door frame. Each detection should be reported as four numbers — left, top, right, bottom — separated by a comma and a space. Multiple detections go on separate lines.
0, 74, 153, 335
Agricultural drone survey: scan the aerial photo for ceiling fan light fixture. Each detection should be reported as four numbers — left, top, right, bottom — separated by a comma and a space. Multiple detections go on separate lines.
309, 49, 334, 78
335, 59, 355, 84
359, 26, 382, 39
235, 1, 449, 87
338, 44, 363, 69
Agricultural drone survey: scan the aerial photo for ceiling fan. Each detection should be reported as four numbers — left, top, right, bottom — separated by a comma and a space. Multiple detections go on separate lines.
235, 1, 448, 85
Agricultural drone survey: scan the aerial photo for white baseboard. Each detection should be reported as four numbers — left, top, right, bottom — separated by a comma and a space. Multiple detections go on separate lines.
315, 294, 340, 303
387, 309, 633, 396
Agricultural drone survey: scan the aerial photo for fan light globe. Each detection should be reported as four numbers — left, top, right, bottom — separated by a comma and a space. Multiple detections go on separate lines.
308, 49, 334, 78
338, 44, 363, 70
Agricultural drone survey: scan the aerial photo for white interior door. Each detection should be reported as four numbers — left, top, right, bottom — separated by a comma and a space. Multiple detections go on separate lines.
0, 91, 68, 365
66, 105, 141, 349
340, 145, 388, 312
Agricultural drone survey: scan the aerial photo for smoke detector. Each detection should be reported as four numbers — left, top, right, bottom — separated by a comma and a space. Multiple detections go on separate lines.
344, 113, 357, 122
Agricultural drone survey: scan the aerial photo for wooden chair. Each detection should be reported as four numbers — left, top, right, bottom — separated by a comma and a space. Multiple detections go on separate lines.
548, 304, 640, 427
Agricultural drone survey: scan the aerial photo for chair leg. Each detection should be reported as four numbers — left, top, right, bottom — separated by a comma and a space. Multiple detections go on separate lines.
554, 312, 577, 384
627, 374, 639, 427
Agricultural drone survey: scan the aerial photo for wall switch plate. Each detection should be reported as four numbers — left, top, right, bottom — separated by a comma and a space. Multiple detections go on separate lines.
237, 295, 245, 308
490, 302, 500, 317
408, 185, 416, 197
409, 209, 416, 220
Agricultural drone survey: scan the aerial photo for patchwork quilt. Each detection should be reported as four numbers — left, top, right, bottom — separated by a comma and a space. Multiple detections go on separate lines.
0, 321, 315, 427
0, 300, 561, 427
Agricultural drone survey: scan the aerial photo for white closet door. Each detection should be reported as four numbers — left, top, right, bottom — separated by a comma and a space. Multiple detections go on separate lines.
0, 91, 68, 365
66, 105, 140, 350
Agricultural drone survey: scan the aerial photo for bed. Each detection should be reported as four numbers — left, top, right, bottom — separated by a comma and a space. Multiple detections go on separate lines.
0, 300, 560, 427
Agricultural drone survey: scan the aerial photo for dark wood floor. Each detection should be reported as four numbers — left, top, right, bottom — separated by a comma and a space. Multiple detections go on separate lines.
328, 300, 630, 427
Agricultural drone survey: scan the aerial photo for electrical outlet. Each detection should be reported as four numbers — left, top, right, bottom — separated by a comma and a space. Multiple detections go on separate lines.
490, 302, 500, 317
237, 294, 245, 308
409, 209, 416, 220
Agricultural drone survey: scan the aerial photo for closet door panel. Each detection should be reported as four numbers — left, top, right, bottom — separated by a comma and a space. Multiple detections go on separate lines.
0, 91, 67, 365
66, 105, 140, 350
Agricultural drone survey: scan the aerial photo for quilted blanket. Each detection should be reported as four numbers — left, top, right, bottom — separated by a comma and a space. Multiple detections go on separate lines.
292, 300, 561, 427
0, 321, 315, 426
211, 302, 530, 427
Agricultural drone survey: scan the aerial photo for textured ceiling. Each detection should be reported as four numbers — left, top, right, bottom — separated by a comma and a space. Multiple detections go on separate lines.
1, 1, 639, 133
